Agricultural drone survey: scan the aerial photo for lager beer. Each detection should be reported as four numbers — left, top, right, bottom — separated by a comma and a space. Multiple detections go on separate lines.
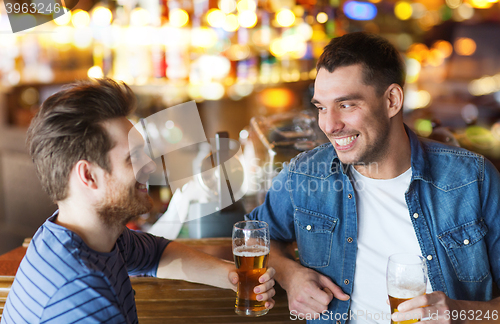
386, 254, 428, 324
232, 220, 270, 317
388, 283, 426, 324
234, 245, 270, 316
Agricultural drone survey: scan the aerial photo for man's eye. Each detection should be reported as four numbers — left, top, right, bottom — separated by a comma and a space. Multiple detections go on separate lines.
315, 106, 326, 111
340, 103, 352, 109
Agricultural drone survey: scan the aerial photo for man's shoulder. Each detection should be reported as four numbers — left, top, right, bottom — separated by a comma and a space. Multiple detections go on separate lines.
417, 137, 489, 189
18, 223, 92, 293
6, 224, 113, 323
420, 137, 480, 157
419, 137, 484, 168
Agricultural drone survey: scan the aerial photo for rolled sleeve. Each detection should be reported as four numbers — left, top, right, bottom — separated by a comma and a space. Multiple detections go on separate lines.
118, 228, 171, 277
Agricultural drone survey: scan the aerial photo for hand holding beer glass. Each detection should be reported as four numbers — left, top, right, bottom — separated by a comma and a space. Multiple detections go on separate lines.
387, 254, 428, 324
232, 220, 270, 316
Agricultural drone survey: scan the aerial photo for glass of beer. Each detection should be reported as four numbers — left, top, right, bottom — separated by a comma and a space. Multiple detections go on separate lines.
387, 254, 427, 324
232, 220, 270, 316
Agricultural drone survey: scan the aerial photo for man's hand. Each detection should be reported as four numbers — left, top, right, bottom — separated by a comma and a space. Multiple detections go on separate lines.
284, 266, 350, 319
268, 240, 350, 319
228, 267, 277, 310
393, 291, 500, 324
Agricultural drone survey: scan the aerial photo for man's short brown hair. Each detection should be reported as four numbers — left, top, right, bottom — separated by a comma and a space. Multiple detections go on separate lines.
26, 78, 136, 202
317, 32, 406, 96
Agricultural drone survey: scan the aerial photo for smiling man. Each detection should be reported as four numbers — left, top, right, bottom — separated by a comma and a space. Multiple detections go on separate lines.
246, 32, 500, 323
1, 79, 276, 324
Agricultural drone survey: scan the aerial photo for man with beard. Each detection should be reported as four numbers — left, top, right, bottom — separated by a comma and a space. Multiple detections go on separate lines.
1, 79, 276, 324
246, 32, 500, 323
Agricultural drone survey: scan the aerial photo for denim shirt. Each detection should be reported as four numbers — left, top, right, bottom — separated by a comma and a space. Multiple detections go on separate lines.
247, 125, 500, 323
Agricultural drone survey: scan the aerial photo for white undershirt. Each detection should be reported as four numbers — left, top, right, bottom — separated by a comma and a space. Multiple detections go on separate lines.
346, 166, 432, 324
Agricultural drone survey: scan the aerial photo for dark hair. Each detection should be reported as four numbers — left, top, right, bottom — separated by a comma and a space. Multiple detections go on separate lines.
317, 32, 406, 95
26, 78, 136, 202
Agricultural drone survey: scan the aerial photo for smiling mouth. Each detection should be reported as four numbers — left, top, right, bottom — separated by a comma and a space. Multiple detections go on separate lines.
136, 183, 148, 191
334, 135, 359, 146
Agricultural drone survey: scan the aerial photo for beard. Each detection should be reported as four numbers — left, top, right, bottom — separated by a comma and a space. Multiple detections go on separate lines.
96, 175, 153, 229
352, 118, 391, 166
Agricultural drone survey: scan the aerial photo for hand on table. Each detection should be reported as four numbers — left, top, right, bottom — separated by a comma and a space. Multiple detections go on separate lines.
228, 267, 276, 309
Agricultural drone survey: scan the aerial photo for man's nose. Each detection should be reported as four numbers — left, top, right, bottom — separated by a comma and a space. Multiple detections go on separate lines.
322, 109, 345, 134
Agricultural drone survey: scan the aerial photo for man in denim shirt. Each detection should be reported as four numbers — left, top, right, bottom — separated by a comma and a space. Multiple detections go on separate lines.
247, 32, 500, 323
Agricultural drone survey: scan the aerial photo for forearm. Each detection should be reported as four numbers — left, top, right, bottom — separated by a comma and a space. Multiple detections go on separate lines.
156, 241, 235, 290
457, 297, 500, 324
269, 240, 303, 290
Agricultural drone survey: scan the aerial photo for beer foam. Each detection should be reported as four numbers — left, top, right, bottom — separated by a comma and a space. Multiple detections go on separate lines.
388, 281, 426, 299
233, 245, 270, 257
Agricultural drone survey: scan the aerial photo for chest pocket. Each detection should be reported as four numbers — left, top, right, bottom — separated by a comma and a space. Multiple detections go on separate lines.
438, 219, 490, 282
294, 208, 338, 268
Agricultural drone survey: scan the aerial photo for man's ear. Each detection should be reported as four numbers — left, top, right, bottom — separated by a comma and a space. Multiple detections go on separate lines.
74, 160, 100, 190
386, 84, 404, 119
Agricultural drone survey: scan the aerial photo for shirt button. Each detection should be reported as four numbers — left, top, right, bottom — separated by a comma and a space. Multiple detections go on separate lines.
306, 225, 312, 231
413, 213, 419, 219
344, 279, 349, 285
463, 239, 470, 245
348, 194, 353, 199
427, 255, 433, 261
347, 237, 353, 243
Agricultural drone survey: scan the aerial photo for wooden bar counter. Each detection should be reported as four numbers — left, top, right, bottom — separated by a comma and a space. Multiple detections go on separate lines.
0, 238, 302, 323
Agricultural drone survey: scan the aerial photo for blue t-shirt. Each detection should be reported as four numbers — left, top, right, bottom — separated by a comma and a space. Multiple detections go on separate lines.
1, 212, 170, 324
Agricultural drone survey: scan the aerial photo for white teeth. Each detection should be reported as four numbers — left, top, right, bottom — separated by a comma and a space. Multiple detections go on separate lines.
335, 135, 357, 146
138, 184, 147, 190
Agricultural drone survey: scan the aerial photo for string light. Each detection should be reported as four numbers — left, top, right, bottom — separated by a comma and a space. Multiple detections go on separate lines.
207, 9, 226, 27
169, 8, 189, 27
446, 0, 462, 9
432, 40, 453, 58
454, 37, 476, 56
238, 10, 257, 28
92, 6, 113, 26
88, 66, 104, 78
344, 1, 377, 20
276, 9, 295, 27
394, 1, 413, 20
72, 9, 90, 28
316, 12, 328, 23
455, 3, 474, 20
467, 0, 494, 9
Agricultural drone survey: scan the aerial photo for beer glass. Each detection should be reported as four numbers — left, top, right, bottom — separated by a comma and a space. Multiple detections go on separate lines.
387, 254, 427, 324
232, 220, 270, 316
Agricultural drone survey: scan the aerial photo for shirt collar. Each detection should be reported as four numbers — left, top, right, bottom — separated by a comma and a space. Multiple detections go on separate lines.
406, 123, 432, 183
